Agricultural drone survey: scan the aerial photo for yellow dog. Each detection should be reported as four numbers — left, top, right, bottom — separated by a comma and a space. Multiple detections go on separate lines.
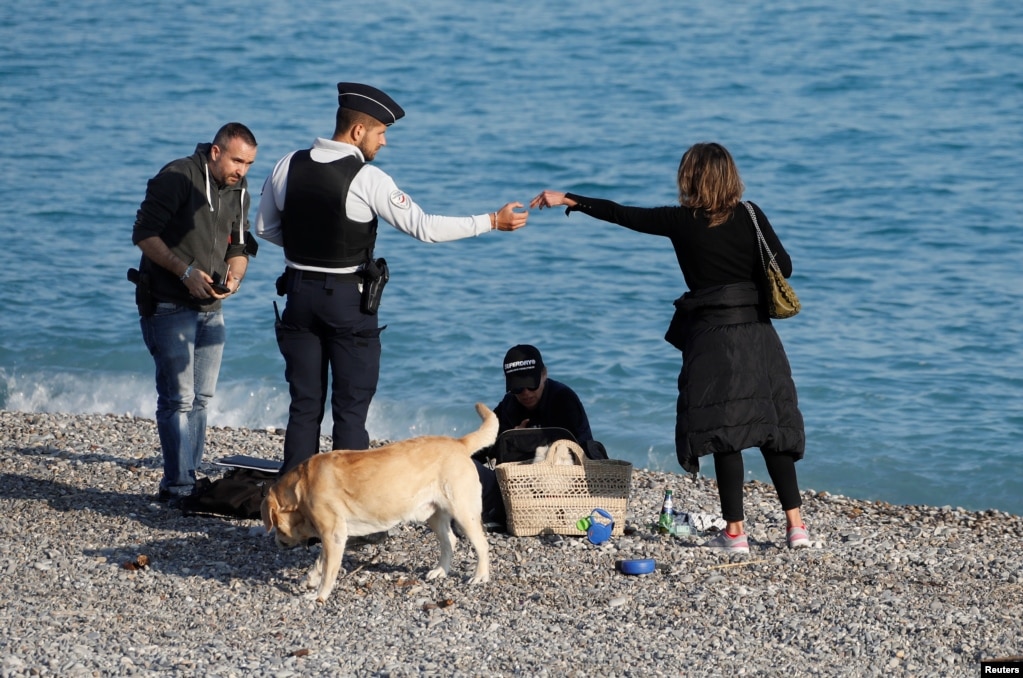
262, 403, 497, 603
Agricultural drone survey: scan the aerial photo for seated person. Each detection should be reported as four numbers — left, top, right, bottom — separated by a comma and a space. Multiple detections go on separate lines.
475, 345, 606, 530
494, 343, 593, 445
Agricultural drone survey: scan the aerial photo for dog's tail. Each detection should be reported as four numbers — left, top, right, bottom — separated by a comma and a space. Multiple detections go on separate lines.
460, 403, 499, 455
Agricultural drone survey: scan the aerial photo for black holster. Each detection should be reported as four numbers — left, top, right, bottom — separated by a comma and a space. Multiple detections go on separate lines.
360, 258, 389, 315
127, 268, 155, 317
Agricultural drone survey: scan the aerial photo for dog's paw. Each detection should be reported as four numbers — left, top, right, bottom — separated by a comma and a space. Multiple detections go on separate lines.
425, 567, 448, 580
468, 573, 490, 585
301, 573, 322, 590
302, 589, 331, 604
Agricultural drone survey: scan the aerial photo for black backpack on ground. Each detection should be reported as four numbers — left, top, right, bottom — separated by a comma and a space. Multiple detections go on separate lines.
179, 468, 277, 519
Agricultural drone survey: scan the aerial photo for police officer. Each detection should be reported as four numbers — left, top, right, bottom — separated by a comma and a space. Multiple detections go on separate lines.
256, 82, 528, 475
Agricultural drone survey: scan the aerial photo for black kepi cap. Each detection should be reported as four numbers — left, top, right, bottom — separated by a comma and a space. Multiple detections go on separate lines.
337, 83, 405, 126
503, 344, 545, 392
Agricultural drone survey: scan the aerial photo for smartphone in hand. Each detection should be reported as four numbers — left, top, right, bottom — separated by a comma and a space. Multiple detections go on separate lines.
210, 271, 231, 294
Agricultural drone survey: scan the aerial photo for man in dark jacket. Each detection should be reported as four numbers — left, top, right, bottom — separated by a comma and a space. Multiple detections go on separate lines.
131, 122, 258, 505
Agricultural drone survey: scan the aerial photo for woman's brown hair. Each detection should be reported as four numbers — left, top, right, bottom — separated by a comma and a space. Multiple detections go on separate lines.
676, 142, 745, 227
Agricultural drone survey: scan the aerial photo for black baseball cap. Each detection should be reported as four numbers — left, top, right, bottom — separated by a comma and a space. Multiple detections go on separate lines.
503, 344, 544, 392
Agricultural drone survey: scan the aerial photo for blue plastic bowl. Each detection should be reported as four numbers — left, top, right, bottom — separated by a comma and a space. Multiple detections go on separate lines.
618, 558, 656, 575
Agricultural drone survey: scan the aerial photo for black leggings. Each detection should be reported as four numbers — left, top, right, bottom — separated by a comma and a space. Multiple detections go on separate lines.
713, 450, 802, 523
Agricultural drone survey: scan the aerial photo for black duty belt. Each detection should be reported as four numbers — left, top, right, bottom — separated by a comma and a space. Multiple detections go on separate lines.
289, 269, 362, 284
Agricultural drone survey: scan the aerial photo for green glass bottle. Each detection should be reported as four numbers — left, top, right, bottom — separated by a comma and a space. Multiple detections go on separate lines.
657, 489, 674, 534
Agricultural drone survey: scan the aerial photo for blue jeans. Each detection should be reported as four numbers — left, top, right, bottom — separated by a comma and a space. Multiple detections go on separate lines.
140, 302, 225, 496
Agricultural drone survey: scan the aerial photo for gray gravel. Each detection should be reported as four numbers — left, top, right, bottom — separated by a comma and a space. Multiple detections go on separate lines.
1, 410, 1021, 677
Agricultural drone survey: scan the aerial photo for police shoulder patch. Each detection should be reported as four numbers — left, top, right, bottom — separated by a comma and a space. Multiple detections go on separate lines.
389, 190, 411, 210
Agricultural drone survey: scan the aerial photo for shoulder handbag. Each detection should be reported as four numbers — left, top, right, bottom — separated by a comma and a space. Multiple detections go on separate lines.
742, 202, 801, 319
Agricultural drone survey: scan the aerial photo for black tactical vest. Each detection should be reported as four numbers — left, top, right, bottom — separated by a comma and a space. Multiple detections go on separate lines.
281, 151, 378, 268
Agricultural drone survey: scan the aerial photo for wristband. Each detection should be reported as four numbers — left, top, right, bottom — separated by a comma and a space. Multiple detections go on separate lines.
179, 265, 193, 282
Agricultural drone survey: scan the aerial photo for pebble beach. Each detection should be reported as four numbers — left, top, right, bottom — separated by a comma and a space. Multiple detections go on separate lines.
1, 410, 1021, 677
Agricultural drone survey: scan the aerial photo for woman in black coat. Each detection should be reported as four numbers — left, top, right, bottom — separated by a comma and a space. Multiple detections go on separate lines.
530, 142, 808, 553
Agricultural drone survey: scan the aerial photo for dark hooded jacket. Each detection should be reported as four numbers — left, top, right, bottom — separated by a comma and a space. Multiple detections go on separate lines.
132, 143, 254, 309
493, 378, 593, 443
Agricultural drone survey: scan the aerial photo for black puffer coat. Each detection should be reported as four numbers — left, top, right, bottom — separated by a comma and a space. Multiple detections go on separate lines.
669, 282, 805, 473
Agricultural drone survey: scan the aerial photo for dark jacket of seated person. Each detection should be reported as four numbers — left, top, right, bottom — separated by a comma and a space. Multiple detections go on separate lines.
494, 378, 593, 443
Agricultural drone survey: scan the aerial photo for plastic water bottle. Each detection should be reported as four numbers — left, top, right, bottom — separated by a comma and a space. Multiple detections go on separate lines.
657, 489, 674, 534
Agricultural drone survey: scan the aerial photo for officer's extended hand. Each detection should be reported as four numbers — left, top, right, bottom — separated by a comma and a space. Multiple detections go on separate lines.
529, 190, 577, 210
494, 202, 529, 231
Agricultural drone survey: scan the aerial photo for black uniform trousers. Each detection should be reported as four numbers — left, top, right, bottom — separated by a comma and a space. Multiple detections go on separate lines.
276, 271, 383, 475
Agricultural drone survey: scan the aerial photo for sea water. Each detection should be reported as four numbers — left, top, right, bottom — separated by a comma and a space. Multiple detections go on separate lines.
1, 0, 1021, 514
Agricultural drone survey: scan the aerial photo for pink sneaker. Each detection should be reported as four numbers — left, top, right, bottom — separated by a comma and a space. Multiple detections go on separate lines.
702, 530, 749, 553
787, 525, 810, 549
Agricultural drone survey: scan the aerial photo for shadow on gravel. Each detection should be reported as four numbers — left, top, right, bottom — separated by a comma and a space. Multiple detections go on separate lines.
5, 443, 165, 470
2, 470, 436, 592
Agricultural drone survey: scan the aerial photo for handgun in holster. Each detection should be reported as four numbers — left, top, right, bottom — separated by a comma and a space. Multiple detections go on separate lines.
360, 258, 389, 315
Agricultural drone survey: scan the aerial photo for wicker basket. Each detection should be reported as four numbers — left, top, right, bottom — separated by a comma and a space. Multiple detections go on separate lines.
496, 439, 633, 537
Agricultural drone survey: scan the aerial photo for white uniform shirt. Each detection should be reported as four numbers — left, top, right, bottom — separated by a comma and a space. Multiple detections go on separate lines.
255, 138, 492, 273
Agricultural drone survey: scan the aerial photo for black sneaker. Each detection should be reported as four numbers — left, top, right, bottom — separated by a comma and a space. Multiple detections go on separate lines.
481, 508, 506, 533
156, 490, 186, 509
156, 481, 205, 510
